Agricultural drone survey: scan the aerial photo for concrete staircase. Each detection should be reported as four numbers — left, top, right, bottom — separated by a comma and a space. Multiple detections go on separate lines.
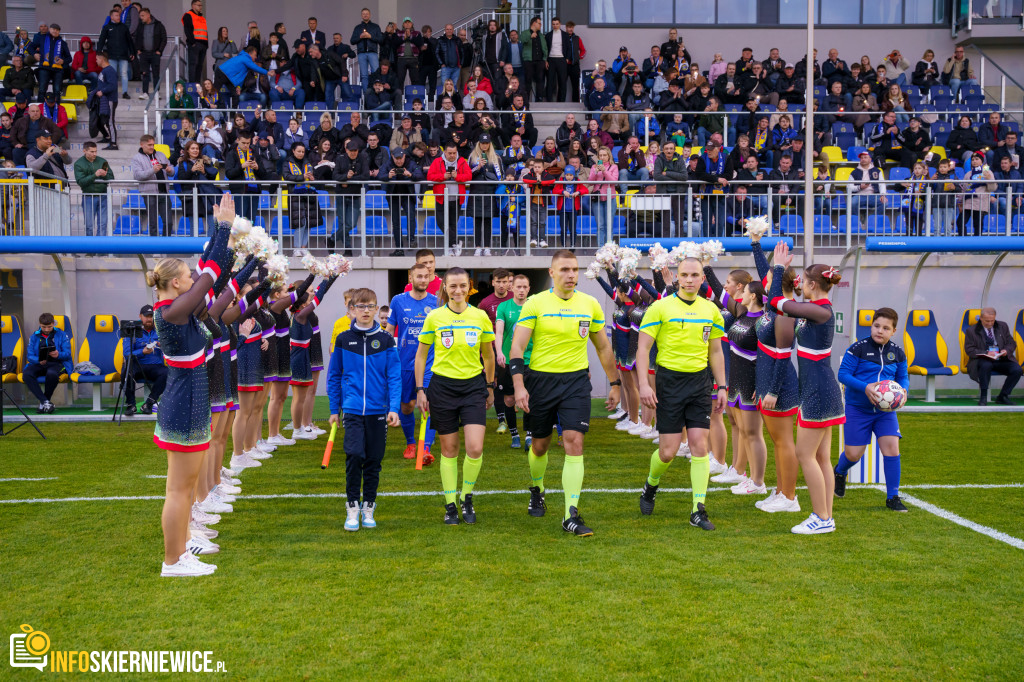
64, 82, 152, 179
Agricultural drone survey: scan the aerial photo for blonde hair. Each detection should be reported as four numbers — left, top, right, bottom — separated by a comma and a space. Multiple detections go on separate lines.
470, 141, 500, 168
598, 146, 613, 163
319, 112, 333, 127
145, 258, 187, 290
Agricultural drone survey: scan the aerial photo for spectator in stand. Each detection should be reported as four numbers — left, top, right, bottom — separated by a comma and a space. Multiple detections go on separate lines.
435, 25, 461, 98
385, 146, 423, 256
913, 49, 940, 90
795, 49, 820, 84
309, 112, 341, 151
880, 83, 913, 124
309, 44, 347, 106
0, 112, 13, 159
457, 28, 475, 91
223, 128, 263, 220
0, 54, 35, 101
768, 63, 804, 106
850, 81, 879, 134
501, 94, 537, 148
588, 146, 618, 243
130, 134, 173, 235
714, 63, 744, 106
964, 308, 1021, 405
34, 24, 71, 103
262, 32, 289, 73
91, 52, 120, 149
245, 21, 263, 53
419, 25, 439, 100
611, 47, 638, 91
762, 47, 784, 80
900, 117, 932, 169
268, 69, 304, 108
380, 22, 399, 66
625, 81, 653, 130
694, 143, 728, 237
738, 60, 770, 102
583, 117, 613, 149
545, 17, 570, 102
255, 109, 284, 148
426, 142, 472, 255
642, 45, 665, 89
211, 27, 238, 69
958, 153, 996, 236
601, 95, 630, 143
393, 19, 424, 88
555, 113, 583, 155
617, 135, 648, 192
197, 115, 224, 159
587, 76, 614, 112
301, 17, 326, 49
282, 117, 308, 153
992, 155, 1022, 217
653, 141, 688, 230
948, 115, 984, 165
869, 111, 904, 169
564, 21, 585, 103
522, 18, 547, 103
352, 8, 383, 89
281, 141, 317, 256
442, 111, 472, 158
366, 79, 394, 123
696, 97, 724, 147
326, 33, 356, 107
931, 158, 958, 235
71, 37, 101, 92
943, 46, 976, 98
822, 49, 851, 86
98, 10, 135, 100
979, 111, 1010, 167
22, 313, 74, 414
12, 29, 33, 66
174, 140, 218, 233
993, 130, 1022, 169
660, 29, 689, 64
213, 47, 267, 109
133, 8, 167, 100
24, 127, 69, 182
74, 141, 113, 236
12, 103, 63, 166
707, 53, 728, 84
735, 46, 755, 73
0, 27, 12, 68
463, 80, 493, 110
339, 111, 370, 150
768, 153, 802, 222
849, 150, 886, 216
169, 117, 196, 163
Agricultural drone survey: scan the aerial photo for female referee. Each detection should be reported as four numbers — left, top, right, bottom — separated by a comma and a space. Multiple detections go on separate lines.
149, 194, 236, 577
770, 242, 845, 535
415, 268, 496, 526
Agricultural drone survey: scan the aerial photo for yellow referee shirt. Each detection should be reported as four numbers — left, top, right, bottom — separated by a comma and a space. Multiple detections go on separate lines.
517, 288, 605, 373
639, 294, 725, 373
418, 305, 495, 380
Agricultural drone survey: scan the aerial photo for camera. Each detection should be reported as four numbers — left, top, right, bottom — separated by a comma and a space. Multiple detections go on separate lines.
120, 319, 144, 338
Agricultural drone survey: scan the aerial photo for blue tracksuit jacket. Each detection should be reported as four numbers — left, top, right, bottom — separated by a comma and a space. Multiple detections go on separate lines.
838, 337, 909, 412
327, 322, 401, 416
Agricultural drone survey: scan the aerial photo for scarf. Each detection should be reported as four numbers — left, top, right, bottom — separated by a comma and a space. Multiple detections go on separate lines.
702, 151, 725, 175
754, 128, 768, 150
42, 35, 63, 68
289, 160, 313, 190
238, 147, 255, 183
512, 107, 525, 127
43, 102, 61, 123
875, 121, 900, 148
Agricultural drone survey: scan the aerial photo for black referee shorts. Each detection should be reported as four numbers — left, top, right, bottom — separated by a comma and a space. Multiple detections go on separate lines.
524, 368, 591, 439
656, 366, 713, 434
496, 365, 516, 397
425, 373, 488, 435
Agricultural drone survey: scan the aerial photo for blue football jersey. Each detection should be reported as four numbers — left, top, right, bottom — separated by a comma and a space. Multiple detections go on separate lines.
388, 291, 438, 370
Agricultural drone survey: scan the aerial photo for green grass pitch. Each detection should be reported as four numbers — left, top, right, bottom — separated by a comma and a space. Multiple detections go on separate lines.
1, 407, 1023, 680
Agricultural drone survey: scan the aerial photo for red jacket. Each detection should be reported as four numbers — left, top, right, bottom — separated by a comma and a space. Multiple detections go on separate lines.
71, 40, 101, 74
553, 179, 590, 211
427, 156, 472, 201
41, 103, 69, 138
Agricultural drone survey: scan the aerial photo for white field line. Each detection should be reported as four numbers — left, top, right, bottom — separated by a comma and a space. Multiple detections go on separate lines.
0, 477, 59, 482
899, 493, 1024, 551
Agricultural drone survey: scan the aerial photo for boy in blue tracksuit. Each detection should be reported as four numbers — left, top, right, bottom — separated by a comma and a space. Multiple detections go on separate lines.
328, 288, 402, 531
23, 312, 74, 413
834, 307, 910, 512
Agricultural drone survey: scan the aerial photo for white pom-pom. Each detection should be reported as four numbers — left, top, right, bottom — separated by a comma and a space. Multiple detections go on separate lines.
744, 215, 771, 239
325, 253, 353, 277
701, 240, 725, 261
594, 242, 621, 271
681, 241, 704, 260
231, 215, 253, 236
585, 261, 603, 279
617, 247, 642, 280
265, 254, 290, 285
648, 242, 672, 271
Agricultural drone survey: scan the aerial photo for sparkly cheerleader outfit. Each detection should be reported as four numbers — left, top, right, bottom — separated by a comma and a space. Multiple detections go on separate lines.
205, 316, 228, 413
309, 312, 324, 373
289, 277, 335, 386
237, 315, 265, 391
256, 307, 278, 383
757, 268, 800, 417
152, 226, 232, 452
596, 274, 633, 370
273, 309, 292, 383
726, 310, 762, 410
221, 322, 239, 411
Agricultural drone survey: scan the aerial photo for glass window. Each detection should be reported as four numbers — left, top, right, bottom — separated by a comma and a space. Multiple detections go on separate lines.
676, 0, 716, 23
633, 0, 674, 23
779, 0, 821, 23
820, 0, 860, 23
904, 0, 935, 21
717, 0, 757, 22
590, 0, 633, 24
862, 0, 903, 23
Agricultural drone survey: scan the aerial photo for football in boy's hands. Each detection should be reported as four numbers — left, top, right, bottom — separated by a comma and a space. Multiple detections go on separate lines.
875, 380, 907, 412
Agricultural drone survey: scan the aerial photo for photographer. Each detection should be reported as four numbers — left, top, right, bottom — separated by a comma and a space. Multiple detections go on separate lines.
26, 128, 70, 182
124, 305, 167, 415
23, 312, 73, 414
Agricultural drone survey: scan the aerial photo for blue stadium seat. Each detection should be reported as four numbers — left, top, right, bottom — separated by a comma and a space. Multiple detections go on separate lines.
576, 215, 597, 236
271, 101, 294, 111
302, 119, 319, 136
905, 85, 922, 98
959, 308, 982, 374
832, 122, 856, 150
176, 217, 204, 236
888, 166, 912, 181
423, 216, 444, 236
121, 190, 146, 210
865, 215, 892, 234
1006, 121, 1021, 135
351, 215, 388, 237
779, 214, 802, 235
904, 309, 959, 401
456, 216, 474, 237
931, 95, 953, 113
1014, 214, 1024, 235
114, 215, 141, 235
338, 101, 360, 112
961, 84, 984, 105
185, 83, 199, 96
981, 214, 1007, 235
846, 145, 868, 162
1, 314, 23, 384
930, 84, 952, 102
270, 215, 293, 236
71, 314, 122, 411
856, 309, 875, 341
304, 102, 326, 112
930, 121, 952, 147
405, 85, 427, 105
544, 215, 561, 237
349, 85, 363, 100
258, 191, 273, 211
365, 190, 389, 210
837, 214, 860, 234
612, 216, 627, 237
315, 191, 331, 211
813, 214, 834, 234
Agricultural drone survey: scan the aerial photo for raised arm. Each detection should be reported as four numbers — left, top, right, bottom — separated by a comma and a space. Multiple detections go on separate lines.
767, 262, 832, 324
704, 265, 745, 317
162, 220, 232, 325
751, 239, 770, 281
294, 276, 337, 325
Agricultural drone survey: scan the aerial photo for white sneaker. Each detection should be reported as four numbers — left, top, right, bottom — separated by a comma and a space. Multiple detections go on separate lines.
249, 446, 272, 460
138, 93, 148, 100
648, 427, 660, 441
651, 433, 660, 445
529, 238, 538, 247
607, 408, 626, 420
161, 551, 216, 577
615, 419, 637, 432
191, 504, 220, 525
483, 248, 492, 256
186, 536, 220, 555
198, 496, 233, 514
708, 458, 728, 476
361, 501, 377, 528
755, 490, 778, 510
267, 434, 296, 446
292, 427, 317, 440
676, 441, 692, 458
221, 465, 238, 478
216, 482, 241, 496
473, 248, 483, 256
257, 439, 278, 452
189, 519, 218, 539
209, 489, 236, 504
627, 421, 648, 435
284, 422, 295, 431
791, 513, 835, 534
345, 501, 360, 531
538, 240, 548, 248
731, 478, 768, 495
309, 425, 327, 436
230, 452, 262, 469
710, 466, 745, 484
761, 493, 802, 513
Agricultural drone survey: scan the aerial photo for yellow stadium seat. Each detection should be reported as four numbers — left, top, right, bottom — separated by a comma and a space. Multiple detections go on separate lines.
63, 84, 88, 103
959, 308, 982, 374
834, 167, 853, 182
1, 314, 23, 384
822, 146, 844, 165
61, 103, 77, 122
154, 143, 171, 159
929, 145, 947, 160
421, 190, 436, 211
1015, 310, 1024, 371
904, 309, 958, 402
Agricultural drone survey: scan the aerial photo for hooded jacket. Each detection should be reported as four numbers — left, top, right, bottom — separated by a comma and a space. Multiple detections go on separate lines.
326, 322, 401, 417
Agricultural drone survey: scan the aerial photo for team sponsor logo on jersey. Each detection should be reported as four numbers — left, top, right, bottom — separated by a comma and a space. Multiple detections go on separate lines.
465, 330, 478, 347
578, 320, 590, 338
440, 329, 454, 348
702, 325, 712, 343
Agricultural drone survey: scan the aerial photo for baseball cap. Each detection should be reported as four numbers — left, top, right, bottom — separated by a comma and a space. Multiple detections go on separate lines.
858, 150, 870, 157
345, 140, 361, 151
785, 62, 795, 68
403, 16, 413, 23
37, 129, 52, 139
478, 133, 491, 143
619, 46, 628, 52
140, 305, 154, 316
392, 147, 406, 158
15, 92, 27, 103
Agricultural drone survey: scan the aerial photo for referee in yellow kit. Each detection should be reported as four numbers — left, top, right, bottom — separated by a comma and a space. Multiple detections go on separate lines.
635, 257, 727, 531
510, 250, 621, 537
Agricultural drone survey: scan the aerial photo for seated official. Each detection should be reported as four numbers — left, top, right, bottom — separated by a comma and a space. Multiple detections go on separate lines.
23, 312, 73, 414
125, 304, 168, 415
963, 307, 1021, 406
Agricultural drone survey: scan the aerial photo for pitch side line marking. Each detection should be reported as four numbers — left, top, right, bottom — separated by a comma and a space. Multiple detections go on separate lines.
899, 492, 1024, 551
3, 482, 1024, 505
0, 477, 59, 482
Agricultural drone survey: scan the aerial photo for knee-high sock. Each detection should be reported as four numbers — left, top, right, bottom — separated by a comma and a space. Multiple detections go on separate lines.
505, 404, 518, 437
528, 447, 548, 491
562, 454, 584, 518
461, 455, 483, 497
647, 449, 673, 486
400, 410, 415, 445
883, 455, 901, 497
440, 455, 459, 505
835, 452, 855, 476
690, 455, 710, 512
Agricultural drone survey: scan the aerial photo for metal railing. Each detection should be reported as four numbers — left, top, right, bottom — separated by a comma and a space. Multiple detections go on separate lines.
3, 32, 179, 59
0, 169, 70, 237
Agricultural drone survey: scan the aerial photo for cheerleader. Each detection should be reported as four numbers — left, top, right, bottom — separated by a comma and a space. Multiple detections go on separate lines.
150, 194, 235, 577
289, 276, 338, 437
595, 271, 639, 433
302, 309, 326, 434
704, 263, 768, 496
755, 260, 802, 513
770, 242, 845, 535
228, 278, 273, 471
265, 274, 315, 446
250, 293, 281, 454
265, 291, 296, 443
415, 267, 496, 525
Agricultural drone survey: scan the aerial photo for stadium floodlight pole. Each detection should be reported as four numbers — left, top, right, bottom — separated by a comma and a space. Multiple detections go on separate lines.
803, 0, 815, 267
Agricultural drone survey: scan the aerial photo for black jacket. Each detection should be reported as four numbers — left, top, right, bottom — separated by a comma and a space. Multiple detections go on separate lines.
947, 127, 983, 159
555, 121, 583, 153
351, 21, 382, 54
339, 123, 370, 149
132, 18, 168, 54
97, 22, 135, 60
332, 151, 369, 193
3, 65, 35, 93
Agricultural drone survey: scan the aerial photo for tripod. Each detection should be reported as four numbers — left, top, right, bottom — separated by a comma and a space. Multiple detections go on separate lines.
0, 284, 45, 439
111, 329, 143, 425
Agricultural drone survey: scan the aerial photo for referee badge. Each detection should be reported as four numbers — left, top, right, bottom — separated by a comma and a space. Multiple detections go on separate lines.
440, 329, 455, 349
578, 320, 591, 338
465, 330, 478, 347
702, 325, 712, 343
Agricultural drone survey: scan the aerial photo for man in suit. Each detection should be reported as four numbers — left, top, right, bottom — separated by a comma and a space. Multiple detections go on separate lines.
544, 17, 570, 102
300, 17, 326, 50
964, 308, 1021, 405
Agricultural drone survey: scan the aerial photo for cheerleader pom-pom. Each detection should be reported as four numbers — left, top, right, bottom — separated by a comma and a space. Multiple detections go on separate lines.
326, 253, 353, 277
744, 215, 772, 239
265, 254, 290, 285
648, 242, 672, 271
680, 241, 704, 260
301, 253, 319, 272
232, 251, 249, 271
701, 240, 725, 262
617, 247, 642, 280
594, 242, 621, 270
231, 215, 253, 237
584, 261, 603, 280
